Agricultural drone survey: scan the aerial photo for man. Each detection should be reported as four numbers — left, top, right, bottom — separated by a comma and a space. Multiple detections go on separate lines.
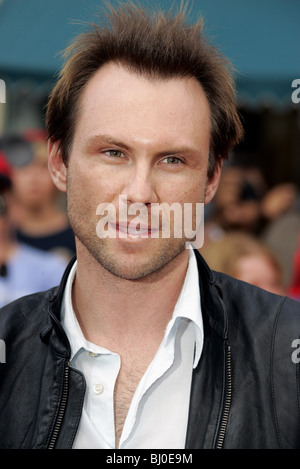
0, 3, 299, 449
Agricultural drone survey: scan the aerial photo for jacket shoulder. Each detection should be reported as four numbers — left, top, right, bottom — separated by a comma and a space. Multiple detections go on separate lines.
212, 270, 300, 324
0, 287, 58, 339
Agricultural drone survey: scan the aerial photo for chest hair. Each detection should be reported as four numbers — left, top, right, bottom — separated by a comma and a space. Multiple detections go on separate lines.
113, 360, 148, 448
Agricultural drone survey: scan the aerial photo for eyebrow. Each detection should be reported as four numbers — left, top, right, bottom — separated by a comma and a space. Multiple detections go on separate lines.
84, 134, 131, 152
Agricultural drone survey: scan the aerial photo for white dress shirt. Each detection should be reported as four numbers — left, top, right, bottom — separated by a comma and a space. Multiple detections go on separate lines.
60, 247, 203, 449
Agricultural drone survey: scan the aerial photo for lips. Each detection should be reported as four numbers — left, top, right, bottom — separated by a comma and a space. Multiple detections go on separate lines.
110, 221, 159, 237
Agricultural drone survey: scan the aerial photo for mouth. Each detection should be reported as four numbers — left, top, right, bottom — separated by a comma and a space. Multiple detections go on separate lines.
109, 221, 160, 238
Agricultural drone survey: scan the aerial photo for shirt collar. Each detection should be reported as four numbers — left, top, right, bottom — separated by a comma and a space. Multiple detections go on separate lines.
163, 245, 203, 368
61, 246, 203, 368
60, 261, 108, 361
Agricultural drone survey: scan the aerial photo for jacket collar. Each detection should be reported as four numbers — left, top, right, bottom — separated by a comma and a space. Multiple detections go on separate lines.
193, 249, 228, 340
40, 256, 77, 357
43, 250, 227, 355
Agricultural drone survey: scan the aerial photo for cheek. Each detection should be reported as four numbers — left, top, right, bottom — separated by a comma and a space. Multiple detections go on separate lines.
174, 175, 207, 205
156, 165, 207, 202
67, 162, 120, 220
67, 174, 98, 237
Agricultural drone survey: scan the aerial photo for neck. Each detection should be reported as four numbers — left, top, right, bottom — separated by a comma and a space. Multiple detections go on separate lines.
72, 243, 189, 352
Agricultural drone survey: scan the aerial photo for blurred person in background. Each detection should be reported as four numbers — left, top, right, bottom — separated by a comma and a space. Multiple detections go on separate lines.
204, 164, 267, 242
204, 162, 300, 288
261, 182, 300, 288
200, 231, 285, 296
0, 150, 67, 307
0, 131, 75, 261
288, 234, 300, 301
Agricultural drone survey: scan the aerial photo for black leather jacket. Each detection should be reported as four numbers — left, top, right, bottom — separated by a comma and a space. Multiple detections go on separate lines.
0, 251, 300, 449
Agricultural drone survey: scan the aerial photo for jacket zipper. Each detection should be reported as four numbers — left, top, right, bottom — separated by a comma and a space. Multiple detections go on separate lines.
47, 361, 70, 449
215, 345, 232, 449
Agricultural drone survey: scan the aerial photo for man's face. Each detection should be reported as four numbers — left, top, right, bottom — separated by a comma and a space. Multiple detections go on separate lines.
50, 62, 220, 280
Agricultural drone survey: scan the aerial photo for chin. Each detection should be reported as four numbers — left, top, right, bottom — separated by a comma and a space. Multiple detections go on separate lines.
90, 238, 187, 281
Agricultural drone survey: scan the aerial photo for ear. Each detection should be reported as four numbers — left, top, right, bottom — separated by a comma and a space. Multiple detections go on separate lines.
48, 140, 67, 193
204, 161, 222, 205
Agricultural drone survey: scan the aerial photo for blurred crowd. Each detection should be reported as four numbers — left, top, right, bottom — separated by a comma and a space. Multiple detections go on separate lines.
0, 130, 75, 307
0, 129, 300, 306
201, 163, 300, 301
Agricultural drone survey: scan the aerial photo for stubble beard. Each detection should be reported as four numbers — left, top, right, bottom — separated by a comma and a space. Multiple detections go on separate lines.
94, 237, 186, 280
71, 222, 187, 280
67, 194, 188, 281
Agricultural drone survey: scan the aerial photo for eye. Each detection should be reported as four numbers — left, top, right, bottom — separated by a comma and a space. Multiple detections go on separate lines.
161, 156, 182, 165
105, 150, 125, 158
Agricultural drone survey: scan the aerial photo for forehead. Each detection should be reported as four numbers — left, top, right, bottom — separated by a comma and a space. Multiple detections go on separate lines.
75, 62, 211, 147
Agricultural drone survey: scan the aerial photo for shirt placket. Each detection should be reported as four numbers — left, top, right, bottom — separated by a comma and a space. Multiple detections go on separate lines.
89, 351, 121, 447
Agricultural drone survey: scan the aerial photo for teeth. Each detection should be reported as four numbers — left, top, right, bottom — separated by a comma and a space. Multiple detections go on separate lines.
107, 222, 159, 237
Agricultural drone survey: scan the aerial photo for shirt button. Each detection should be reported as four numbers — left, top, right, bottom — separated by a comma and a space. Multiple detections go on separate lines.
94, 384, 104, 395
89, 352, 98, 357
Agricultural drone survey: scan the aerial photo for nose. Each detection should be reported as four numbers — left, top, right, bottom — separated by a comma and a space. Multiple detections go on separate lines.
120, 160, 158, 206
